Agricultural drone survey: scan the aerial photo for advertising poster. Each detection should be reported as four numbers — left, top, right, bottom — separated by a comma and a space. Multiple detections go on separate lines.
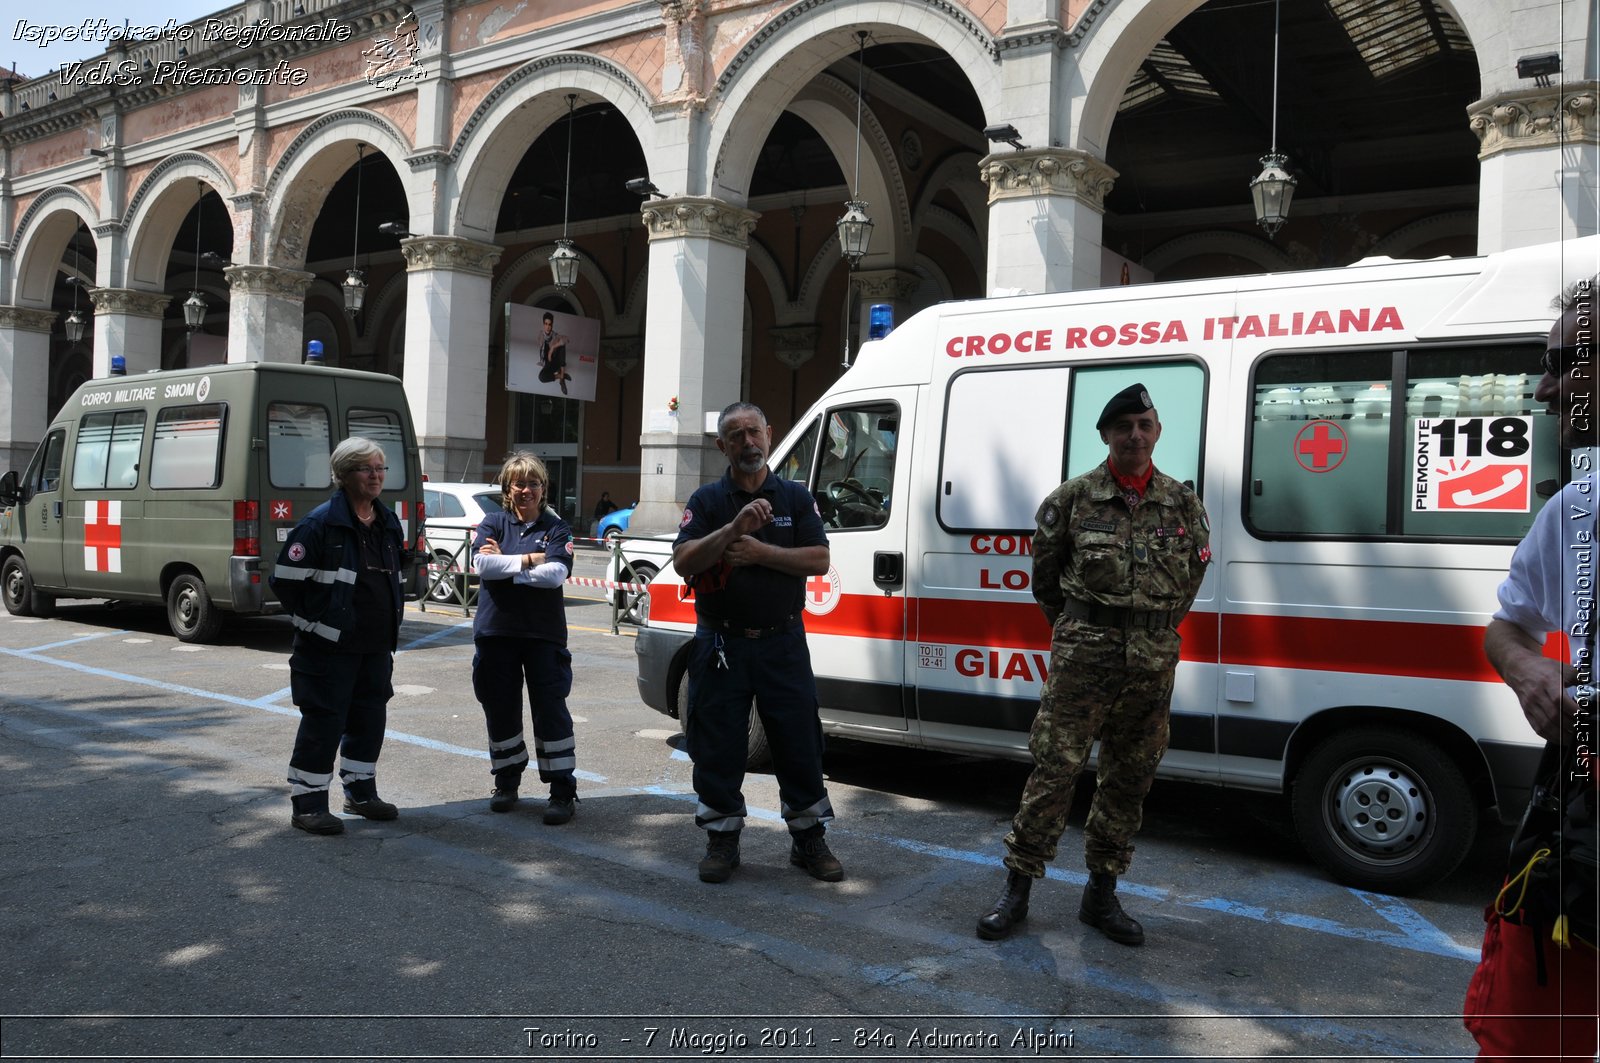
505, 304, 600, 402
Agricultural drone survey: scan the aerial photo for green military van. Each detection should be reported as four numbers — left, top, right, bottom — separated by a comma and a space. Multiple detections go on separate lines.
0, 361, 427, 642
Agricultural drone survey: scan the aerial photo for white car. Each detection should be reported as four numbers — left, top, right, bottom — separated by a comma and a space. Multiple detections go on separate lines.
603, 533, 674, 623
421, 483, 503, 602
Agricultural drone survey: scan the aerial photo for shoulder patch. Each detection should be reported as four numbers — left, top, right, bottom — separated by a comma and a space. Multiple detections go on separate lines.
1040, 504, 1060, 528
679, 507, 694, 529
287, 542, 306, 562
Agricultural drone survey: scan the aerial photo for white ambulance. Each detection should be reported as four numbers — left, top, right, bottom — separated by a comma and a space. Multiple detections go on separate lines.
635, 236, 1600, 893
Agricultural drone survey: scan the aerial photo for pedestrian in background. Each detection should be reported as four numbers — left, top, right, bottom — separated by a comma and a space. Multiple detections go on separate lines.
673, 401, 842, 884
273, 436, 407, 835
1467, 276, 1598, 1061
977, 383, 1210, 945
471, 452, 579, 824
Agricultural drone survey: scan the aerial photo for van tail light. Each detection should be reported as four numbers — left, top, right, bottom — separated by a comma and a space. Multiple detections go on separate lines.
234, 500, 261, 557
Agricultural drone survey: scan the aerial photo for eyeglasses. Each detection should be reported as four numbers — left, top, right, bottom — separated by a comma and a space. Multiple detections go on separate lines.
355, 465, 389, 476
1541, 344, 1593, 378
508, 480, 543, 491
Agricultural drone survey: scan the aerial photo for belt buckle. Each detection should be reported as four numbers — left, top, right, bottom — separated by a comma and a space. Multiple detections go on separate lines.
742, 626, 762, 639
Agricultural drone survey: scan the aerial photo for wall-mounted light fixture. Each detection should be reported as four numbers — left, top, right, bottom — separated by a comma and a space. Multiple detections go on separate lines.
1248, 0, 1296, 238
377, 220, 414, 238
550, 94, 580, 289
1517, 52, 1561, 87
624, 177, 667, 199
343, 143, 367, 315
983, 123, 1028, 151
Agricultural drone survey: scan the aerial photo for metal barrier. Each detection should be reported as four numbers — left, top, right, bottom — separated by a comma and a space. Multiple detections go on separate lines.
418, 531, 650, 635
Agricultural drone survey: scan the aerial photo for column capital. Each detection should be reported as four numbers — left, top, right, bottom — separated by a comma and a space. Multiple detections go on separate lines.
88, 287, 169, 319
224, 264, 315, 298
641, 197, 760, 249
0, 305, 60, 332
852, 269, 921, 302
980, 148, 1118, 212
399, 235, 503, 276
1469, 84, 1599, 158
770, 325, 819, 370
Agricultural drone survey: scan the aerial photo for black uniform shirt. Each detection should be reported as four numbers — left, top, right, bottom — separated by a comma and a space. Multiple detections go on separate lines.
674, 469, 828, 628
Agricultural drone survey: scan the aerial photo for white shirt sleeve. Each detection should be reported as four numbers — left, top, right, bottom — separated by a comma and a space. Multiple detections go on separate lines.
472, 552, 523, 579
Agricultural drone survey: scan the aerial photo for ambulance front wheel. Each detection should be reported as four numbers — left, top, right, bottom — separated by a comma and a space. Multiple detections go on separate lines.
1292, 727, 1476, 894
167, 572, 223, 643
2, 555, 55, 618
674, 665, 772, 768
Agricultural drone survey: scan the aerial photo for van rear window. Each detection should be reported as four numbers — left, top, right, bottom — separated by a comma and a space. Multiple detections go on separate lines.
347, 409, 408, 489
72, 411, 145, 490
151, 404, 225, 489
269, 402, 332, 489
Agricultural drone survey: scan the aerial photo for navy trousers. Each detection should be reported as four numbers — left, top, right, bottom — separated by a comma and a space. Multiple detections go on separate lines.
286, 646, 393, 813
472, 636, 576, 798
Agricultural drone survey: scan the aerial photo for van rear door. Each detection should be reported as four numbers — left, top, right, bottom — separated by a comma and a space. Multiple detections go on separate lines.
257, 372, 343, 595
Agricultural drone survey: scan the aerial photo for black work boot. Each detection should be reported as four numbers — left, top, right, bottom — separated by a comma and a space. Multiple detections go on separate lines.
698, 830, 741, 883
1078, 871, 1144, 946
976, 869, 1033, 940
789, 826, 844, 882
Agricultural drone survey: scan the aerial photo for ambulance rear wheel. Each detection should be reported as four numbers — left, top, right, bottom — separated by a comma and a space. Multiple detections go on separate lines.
1292, 727, 1475, 894
2, 555, 54, 617
167, 573, 223, 643
675, 666, 771, 769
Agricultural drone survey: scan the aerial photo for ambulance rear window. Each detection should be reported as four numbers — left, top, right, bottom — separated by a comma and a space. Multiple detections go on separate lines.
347, 408, 408, 490
268, 402, 332, 489
72, 411, 145, 490
150, 404, 225, 489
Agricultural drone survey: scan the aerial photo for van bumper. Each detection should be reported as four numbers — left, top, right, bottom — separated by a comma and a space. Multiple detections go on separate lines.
635, 625, 692, 718
228, 556, 277, 615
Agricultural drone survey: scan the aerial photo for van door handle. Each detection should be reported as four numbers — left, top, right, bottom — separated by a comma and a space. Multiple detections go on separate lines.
873, 551, 903, 588
53, 501, 62, 519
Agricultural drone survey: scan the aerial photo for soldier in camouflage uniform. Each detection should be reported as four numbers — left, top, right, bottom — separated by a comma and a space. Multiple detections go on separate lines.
976, 382, 1210, 946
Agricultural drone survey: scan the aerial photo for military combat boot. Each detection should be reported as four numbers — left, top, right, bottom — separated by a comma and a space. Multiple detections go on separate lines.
1078, 871, 1144, 946
975, 869, 1033, 940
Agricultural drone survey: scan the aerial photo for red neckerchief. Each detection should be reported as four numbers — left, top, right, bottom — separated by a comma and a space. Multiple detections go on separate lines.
1107, 459, 1155, 506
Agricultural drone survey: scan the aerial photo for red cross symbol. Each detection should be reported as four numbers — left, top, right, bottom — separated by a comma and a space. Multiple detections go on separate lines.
84, 500, 122, 572
1294, 420, 1348, 473
270, 500, 292, 521
807, 573, 832, 603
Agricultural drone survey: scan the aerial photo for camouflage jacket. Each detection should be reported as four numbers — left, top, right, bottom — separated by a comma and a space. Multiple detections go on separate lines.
1032, 461, 1210, 670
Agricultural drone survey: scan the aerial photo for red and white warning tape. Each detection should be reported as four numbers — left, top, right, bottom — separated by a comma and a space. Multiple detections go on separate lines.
564, 575, 650, 594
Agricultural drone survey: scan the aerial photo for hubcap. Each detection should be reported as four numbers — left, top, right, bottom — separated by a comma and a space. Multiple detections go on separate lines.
1327, 759, 1431, 862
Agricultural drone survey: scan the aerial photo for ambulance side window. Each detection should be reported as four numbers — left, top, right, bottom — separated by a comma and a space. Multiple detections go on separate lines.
348, 408, 408, 490
71, 411, 145, 490
813, 404, 899, 531
268, 402, 332, 489
1401, 346, 1552, 539
776, 418, 820, 485
941, 367, 1070, 531
150, 404, 226, 490
1065, 363, 1206, 491
1248, 352, 1391, 536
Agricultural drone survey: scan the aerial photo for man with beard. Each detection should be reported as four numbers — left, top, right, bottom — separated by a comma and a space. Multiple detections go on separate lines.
672, 402, 843, 884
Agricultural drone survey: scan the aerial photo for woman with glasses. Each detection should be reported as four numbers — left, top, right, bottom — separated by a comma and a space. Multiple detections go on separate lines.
271, 437, 407, 835
470, 452, 579, 823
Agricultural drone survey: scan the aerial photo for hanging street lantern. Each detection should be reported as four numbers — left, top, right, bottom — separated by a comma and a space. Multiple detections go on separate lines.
1250, 153, 1297, 237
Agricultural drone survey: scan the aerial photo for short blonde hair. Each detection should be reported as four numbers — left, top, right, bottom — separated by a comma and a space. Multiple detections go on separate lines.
496, 451, 549, 510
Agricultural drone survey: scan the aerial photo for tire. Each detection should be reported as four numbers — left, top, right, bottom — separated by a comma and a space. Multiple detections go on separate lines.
675, 664, 771, 769
1291, 726, 1476, 894
166, 572, 223, 643
603, 526, 624, 542
2, 555, 54, 617
429, 550, 462, 603
615, 562, 657, 622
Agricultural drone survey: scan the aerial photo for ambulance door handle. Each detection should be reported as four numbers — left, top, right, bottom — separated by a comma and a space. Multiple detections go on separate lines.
52, 501, 62, 519
873, 551, 903, 588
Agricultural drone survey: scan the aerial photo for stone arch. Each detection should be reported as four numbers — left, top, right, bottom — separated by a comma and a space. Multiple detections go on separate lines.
1141, 230, 1295, 277
786, 79, 912, 264
260, 109, 419, 268
744, 238, 806, 327
1366, 211, 1479, 258
913, 149, 988, 247
704, 1, 1001, 206
449, 56, 657, 243
11, 187, 98, 307
123, 154, 238, 292
491, 245, 621, 333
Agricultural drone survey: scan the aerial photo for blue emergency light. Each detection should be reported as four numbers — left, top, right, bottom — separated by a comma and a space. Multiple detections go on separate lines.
868, 303, 894, 340
305, 339, 324, 365
109, 354, 126, 376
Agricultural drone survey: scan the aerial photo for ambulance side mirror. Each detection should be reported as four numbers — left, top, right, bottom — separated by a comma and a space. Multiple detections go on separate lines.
0, 471, 18, 507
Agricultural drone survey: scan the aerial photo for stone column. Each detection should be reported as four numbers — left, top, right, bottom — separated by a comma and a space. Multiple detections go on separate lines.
87, 288, 169, 377
851, 268, 921, 347
224, 265, 315, 364
0, 306, 57, 472
1470, 85, 1599, 251
399, 235, 502, 481
632, 196, 759, 535
981, 148, 1117, 295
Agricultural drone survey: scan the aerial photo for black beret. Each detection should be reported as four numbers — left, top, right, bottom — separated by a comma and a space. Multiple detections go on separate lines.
1096, 382, 1155, 429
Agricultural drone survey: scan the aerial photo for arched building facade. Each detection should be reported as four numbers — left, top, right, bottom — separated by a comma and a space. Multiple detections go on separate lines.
0, 0, 1594, 531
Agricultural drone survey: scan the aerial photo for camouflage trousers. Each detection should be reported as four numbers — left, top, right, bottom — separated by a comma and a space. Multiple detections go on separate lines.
1003, 656, 1174, 878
